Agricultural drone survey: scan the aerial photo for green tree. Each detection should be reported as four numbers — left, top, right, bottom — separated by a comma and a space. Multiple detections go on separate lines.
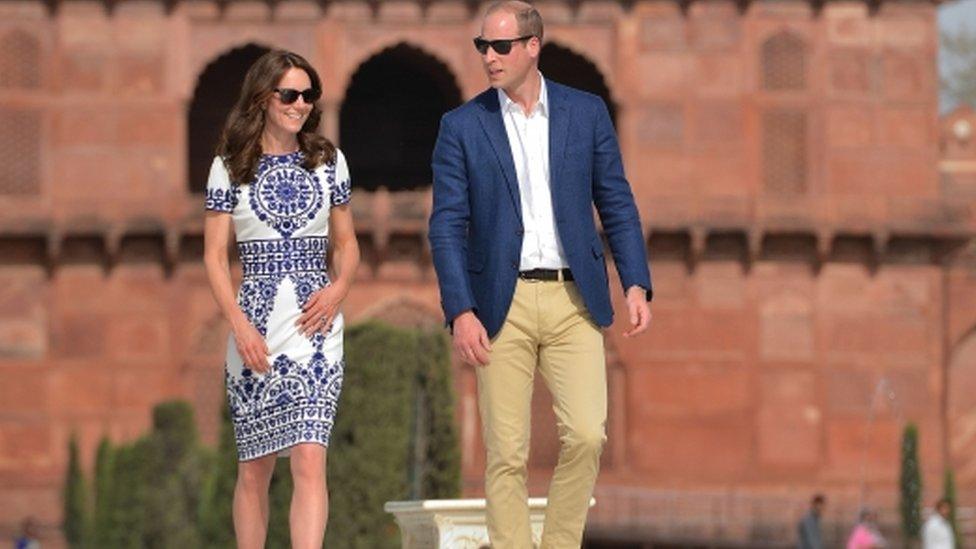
415, 329, 461, 499
91, 437, 116, 548
199, 406, 236, 549
106, 440, 151, 548
942, 25, 976, 109
900, 423, 923, 542
63, 434, 89, 548
141, 401, 208, 549
327, 322, 459, 548
943, 468, 962, 549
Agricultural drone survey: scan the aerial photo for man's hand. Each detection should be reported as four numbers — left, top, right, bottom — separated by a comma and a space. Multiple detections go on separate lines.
623, 286, 652, 337
453, 310, 491, 366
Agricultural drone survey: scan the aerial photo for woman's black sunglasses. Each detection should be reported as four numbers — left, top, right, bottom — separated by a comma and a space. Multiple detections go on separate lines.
473, 35, 535, 55
274, 87, 321, 105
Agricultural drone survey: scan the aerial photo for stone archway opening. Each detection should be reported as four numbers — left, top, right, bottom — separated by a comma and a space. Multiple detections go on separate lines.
539, 42, 616, 124
339, 43, 462, 192
187, 43, 270, 193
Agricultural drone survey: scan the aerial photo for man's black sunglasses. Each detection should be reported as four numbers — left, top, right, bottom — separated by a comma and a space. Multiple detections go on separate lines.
473, 35, 535, 55
274, 87, 321, 105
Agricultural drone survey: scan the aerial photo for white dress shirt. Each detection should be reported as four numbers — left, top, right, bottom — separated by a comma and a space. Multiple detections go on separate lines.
923, 514, 955, 549
499, 75, 569, 271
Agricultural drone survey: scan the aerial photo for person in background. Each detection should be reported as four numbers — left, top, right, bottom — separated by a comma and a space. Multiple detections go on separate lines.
798, 493, 826, 549
923, 498, 956, 549
847, 508, 886, 549
13, 517, 40, 549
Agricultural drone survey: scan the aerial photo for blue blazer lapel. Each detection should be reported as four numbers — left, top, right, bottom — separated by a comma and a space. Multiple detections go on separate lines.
477, 92, 522, 223
547, 81, 571, 191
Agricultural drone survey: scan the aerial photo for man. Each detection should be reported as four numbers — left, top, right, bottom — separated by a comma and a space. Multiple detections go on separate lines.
797, 494, 825, 549
428, 2, 652, 547
923, 498, 956, 549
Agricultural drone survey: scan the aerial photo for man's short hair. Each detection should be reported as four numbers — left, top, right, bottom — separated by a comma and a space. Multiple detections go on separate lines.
485, 1, 544, 41
812, 494, 825, 505
936, 498, 952, 508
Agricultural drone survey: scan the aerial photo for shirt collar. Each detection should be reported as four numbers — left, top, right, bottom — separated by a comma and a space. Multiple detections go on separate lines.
498, 72, 548, 116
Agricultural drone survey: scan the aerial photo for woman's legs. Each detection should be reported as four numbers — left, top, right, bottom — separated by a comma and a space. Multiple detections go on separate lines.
234, 454, 277, 549
289, 443, 329, 549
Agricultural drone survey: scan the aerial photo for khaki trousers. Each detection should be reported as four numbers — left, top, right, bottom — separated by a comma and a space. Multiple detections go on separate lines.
477, 279, 607, 549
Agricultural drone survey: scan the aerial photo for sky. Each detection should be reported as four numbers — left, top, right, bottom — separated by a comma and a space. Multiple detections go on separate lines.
940, 0, 976, 111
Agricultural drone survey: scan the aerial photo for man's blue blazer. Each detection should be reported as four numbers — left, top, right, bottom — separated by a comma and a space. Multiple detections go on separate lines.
428, 79, 652, 339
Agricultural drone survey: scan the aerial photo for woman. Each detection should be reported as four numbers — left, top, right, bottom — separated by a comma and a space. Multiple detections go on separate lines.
203, 50, 359, 548
847, 508, 886, 549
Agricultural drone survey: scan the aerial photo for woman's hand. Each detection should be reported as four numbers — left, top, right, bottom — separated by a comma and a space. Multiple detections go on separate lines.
297, 282, 348, 337
232, 319, 270, 373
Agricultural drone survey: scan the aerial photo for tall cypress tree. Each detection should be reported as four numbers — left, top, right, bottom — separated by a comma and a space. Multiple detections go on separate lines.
63, 434, 89, 548
417, 329, 461, 500
900, 423, 923, 542
141, 401, 208, 549
943, 468, 962, 549
91, 437, 115, 548
199, 405, 237, 549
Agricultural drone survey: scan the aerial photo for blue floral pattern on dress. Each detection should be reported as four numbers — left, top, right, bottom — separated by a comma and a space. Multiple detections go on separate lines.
205, 150, 350, 462
249, 152, 324, 238
205, 187, 239, 212
226, 353, 344, 461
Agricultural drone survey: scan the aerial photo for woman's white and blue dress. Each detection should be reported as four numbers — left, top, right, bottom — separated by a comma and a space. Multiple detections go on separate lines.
205, 150, 351, 461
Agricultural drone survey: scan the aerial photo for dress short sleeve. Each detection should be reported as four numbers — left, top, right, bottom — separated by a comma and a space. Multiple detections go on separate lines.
330, 149, 352, 207
204, 156, 238, 213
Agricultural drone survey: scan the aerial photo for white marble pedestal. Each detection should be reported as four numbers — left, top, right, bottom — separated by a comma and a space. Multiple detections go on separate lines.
384, 497, 594, 549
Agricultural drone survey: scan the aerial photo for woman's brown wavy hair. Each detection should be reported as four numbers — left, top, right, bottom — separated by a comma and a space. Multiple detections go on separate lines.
216, 50, 336, 185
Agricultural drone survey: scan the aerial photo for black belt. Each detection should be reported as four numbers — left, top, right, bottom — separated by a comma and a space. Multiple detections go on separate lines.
519, 268, 574, 282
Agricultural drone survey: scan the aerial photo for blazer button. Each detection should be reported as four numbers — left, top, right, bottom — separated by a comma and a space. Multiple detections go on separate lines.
516, 229, 524, 236
511, 261, 518, 269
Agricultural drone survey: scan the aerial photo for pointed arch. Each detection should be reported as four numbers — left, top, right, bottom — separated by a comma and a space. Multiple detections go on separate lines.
339, 43, 462, 192
187, 43, 271, 193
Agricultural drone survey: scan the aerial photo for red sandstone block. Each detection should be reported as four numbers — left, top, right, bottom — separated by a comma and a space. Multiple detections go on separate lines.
638, 53, 690, 95
53, 107, 116, 147
826, 106, 873, 148
117, 105, 176, 145
825, 8, 872, 47
821, 314, 879, 354
639, 15, 686, 51
0, 365, 48, 413
112, 367, 180, 408
817, 265, 873, 313
759, 297, 814, 362
828, 49, 873, 94
825, 418, 899, 475
52, 267, 109, 315
104, 316, 169, 360
879, 18, 931, 50
882, 51, 928, 101
54, 150, 122, 200
47, 365, 112, 416
0, 486, 63, 534
630, 361, 753, 417
694, 152, 748, 196
695, 262, 747, 310
691, 100, 745, 143
57, 52, 106, 93
758, 405, 821, 467
51, 314, 106, 358
824, 366, 875, 416
0, 420, 52, 471
628, 417, 753, 477
688, 7, 741, 51
106, 267, 169, 314
878, 107, 932, 149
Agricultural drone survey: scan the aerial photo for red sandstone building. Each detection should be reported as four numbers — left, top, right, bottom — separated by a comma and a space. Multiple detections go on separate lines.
1, 0, 975, 546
